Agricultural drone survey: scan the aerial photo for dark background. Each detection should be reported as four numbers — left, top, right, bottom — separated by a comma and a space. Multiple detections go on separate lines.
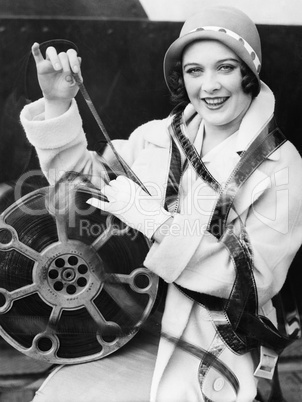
0, 1, 301, 308
0, 10, 302, 183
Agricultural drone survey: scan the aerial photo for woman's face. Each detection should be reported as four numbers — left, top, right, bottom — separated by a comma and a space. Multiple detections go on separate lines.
182, 40, 252, 133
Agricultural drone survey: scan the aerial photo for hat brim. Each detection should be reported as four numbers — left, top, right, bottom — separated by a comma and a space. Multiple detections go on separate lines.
164, 30, 260, 92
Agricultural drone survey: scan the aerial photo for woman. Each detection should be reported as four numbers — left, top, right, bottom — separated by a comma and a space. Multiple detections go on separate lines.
20, 6, 302, 402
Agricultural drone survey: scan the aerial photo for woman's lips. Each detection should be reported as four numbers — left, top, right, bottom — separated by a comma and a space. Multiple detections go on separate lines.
203, 97, 229, 109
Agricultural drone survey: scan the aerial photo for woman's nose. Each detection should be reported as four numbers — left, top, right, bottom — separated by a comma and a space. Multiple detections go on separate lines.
201, 72, 221, 93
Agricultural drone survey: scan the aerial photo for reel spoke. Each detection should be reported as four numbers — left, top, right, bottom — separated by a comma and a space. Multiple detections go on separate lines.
90, 225, 113, 251
12, 242, 42, 262
9, 283, 38, 300
49, 305, 63, 327
103, 272, 129, 284
106, 268, 157, 294
55, 213, 69, 244
0, 224, 42, 262
0, 284, 38, 314
84, 299, 120, 333
103, 280, 145, 317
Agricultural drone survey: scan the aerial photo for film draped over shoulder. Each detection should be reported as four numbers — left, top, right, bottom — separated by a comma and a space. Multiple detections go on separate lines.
0, 1, 302, 402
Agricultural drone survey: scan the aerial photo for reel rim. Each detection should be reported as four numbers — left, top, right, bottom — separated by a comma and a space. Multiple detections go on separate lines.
0, 186, 158, 364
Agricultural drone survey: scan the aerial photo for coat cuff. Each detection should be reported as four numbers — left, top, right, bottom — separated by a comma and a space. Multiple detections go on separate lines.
144, 212, 205, 282
20, 98, 83, 149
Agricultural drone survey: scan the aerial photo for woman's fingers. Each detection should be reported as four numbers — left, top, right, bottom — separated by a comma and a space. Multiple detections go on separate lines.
110, 176, 134, 190
58, 52, 71, 73
31, 42, 44, 64
67, 48, 81, 74
45, 46, 80, 72
102, 184, 118, 201
86, 197, 105, 210
45, 46, 62, 71
31, 43, 82, 81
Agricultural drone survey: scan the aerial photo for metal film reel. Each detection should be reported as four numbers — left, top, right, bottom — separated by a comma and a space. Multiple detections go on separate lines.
0, 185, 158, 364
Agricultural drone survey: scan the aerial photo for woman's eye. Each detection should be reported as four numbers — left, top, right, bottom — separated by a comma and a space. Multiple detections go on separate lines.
185, 68, 203, 75
219, 65, 235, 72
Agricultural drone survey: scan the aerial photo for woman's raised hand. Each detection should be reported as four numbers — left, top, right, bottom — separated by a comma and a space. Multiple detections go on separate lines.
31, 42, 82, 106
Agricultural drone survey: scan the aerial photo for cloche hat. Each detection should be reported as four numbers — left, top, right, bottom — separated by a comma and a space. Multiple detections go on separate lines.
164, 6, 262, 92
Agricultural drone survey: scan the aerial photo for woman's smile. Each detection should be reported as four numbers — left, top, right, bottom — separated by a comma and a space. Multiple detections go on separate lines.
202, 96, 229, 109
182, 40, 252, 137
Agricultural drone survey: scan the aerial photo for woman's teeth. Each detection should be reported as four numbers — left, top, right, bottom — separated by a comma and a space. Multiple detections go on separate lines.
204, 97, 228, 107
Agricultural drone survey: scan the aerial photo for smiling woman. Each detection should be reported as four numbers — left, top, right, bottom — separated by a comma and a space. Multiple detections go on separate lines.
19, 4, 302, 402
182, 41, 253, 149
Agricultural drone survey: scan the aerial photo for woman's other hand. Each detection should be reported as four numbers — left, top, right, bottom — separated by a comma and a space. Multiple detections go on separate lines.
86, 176, 173, 241
31, 42, 82, 118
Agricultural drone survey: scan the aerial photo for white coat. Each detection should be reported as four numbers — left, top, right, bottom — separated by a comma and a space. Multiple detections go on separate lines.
20, 82, 302, 401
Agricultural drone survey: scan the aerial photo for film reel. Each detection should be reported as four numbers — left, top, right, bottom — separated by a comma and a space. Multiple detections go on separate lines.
0, 185, 159, 364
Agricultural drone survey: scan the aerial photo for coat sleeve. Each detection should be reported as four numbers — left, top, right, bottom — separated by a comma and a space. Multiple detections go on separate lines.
20, 98, 106, 188
243, 143, 302, 305
144, 142, 302, 307
20, 98, 149, 188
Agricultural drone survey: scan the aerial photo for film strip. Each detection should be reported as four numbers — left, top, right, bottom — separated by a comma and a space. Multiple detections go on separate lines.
168, 108, 295, 400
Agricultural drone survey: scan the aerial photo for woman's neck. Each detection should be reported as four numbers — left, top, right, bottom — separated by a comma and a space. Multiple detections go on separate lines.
201, 97, 252, 156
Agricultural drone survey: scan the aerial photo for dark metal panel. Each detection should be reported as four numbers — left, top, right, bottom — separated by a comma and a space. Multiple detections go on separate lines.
0, 0, 148, 19
0, 20, 301, 175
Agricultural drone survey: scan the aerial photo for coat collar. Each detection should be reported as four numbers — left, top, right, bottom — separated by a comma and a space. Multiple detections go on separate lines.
143, 81, 280, 165
235, 81, 279, 161
143, 118, 171, 148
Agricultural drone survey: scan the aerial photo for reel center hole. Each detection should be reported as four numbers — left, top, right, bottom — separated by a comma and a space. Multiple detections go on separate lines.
62, 268, 76, 281
102, 334, 117, 343
37, 336, 53, 352
0, 229, 13, 245
0, 292, 6, 308
134, 273, 150, 290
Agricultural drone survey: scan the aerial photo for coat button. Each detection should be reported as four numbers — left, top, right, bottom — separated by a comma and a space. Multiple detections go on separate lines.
213, 377, 225, 392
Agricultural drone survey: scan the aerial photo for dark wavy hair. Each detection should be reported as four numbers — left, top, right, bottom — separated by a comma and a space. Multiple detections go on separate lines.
167, 59, 260, 111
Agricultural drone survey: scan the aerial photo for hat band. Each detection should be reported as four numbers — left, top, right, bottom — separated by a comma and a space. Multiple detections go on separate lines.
188, 26, 261, 74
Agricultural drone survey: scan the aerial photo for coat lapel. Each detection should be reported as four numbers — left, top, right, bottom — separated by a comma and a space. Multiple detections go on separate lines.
130, 123, 172, 199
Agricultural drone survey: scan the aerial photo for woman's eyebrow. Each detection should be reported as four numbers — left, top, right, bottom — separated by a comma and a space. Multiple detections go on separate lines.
216, 58, 240, 64
183, 58, 240, 69
183, 62, 200, 68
